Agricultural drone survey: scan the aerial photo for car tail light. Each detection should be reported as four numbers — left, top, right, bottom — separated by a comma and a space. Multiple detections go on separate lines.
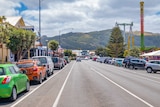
47, 65, 49, 68
2, 76, 11, 84
33, 67, 38, 71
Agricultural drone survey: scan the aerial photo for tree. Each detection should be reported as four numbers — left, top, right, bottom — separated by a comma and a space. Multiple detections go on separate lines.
123, 50, 130, 57
0, 16, 36, 61
0, 16, 10, 44
95, 47, 108, 56
64, 49, 72, 57
130, 46, 140, 57
107, 27, 125, 58
6, 28, 36, 61
48, 40, 59, 56
21, 30, 36, 59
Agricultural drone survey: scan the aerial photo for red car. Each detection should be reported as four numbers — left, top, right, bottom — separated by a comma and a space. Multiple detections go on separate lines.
16, 59, 47, 84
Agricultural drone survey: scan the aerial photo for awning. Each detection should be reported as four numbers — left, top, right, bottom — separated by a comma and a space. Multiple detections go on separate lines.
140, 50, 160, 57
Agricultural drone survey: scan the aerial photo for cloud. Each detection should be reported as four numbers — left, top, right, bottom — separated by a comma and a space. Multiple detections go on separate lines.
1, 0, 160, 37
0, 0, 20, 16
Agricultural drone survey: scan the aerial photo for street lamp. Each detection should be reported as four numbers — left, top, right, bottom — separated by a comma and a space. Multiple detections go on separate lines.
39, 0, 41, 45
46, 40, 48, 56
59, 30, 61, 47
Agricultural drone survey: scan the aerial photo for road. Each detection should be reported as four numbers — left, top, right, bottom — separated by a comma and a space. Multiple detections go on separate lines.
1, 60, 160, 107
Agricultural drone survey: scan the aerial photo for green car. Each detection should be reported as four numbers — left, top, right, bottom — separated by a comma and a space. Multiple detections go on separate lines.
0, 64, 30, 101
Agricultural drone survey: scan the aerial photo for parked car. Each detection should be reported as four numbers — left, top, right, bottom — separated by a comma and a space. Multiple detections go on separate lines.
127, 58, 146, 70
64, 56, 70, 63
92, 57, 98, 61
114, 58, 124, 66
32, 56, 54, 76
104, 57, 112, 64
16, 59, 47, 84
76, 57, 81, 62
62, 58, 67, 65
84, 56, 89, 60
145, 60, 160, 73
108, 58, 117, 65
96, 57, 107, 63
0, 64, 30, 101
52, 57, 63, 70
122, 56, 135, 68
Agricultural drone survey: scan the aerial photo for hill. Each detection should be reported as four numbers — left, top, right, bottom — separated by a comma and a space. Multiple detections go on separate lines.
41, 29, 160, 50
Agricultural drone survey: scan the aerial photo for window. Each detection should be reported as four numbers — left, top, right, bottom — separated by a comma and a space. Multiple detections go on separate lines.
17, 63, 34, 68
156, 61, 160, 64
13, 65, 20, 73
47, 57, 52, 63
150, 61, 155, 63
150, 61, 160, 64
131, 59, 139, 62
37, 61, 42, 66
52, 57, 58, 63
0, 67, 5, 75
33, 57, 47, 64
9, 66, 17, 74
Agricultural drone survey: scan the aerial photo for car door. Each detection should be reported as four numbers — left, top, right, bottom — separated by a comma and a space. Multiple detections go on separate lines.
139, 60, 145, 68
48, 57, 54, 72
37, 61, 45, 78
9, 66, 22, 93
154, 61, 160, 70
13, 65, 26, 92
149, 61, 156, 70
16, 65, 27, 91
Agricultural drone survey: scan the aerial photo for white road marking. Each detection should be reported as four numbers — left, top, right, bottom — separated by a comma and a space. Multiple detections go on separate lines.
87, 61, 160, 84
11, 66, 67, 107
109, 67, 160, 84
52, 62, 76, 107
133, 71, 160, 80
91, 68, 154, 107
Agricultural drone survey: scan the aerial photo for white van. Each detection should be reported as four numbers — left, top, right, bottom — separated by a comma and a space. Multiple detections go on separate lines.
32, 56, 54, 76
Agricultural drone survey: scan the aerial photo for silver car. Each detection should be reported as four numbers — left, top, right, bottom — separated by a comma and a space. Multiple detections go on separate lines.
145, 60, 160, 73
32, 56, 54, 76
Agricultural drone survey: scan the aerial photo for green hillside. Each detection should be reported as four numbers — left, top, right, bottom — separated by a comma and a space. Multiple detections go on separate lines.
41, 29, 160, 50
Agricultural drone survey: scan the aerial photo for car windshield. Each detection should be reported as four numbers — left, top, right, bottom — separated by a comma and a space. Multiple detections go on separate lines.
17, 63, 34, 68
0, 67, 5, 75
33, 57, 47, 64
52, 57, 58, 63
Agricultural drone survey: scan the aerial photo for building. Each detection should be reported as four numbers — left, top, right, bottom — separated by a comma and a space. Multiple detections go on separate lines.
72, 50, 89, 56
0, 16, 37, 63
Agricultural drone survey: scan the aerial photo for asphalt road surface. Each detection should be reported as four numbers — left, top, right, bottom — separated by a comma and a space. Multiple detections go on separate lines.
1, 60, 160, 107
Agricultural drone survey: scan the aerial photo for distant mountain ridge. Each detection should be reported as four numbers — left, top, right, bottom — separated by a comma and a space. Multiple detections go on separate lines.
41, 29, 160, 50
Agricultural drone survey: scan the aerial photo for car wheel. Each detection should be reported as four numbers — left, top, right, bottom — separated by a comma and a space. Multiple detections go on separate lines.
47, 70, 50, 77
39, 74, 42, 84
25, 81, 30, 92
153, 71, 157, 73
10, 87, 17, 101
52, 69, 54, 74
147, 68, 152, 73
59, 66, 61, 70
44, 72, 48, 80
129, 65, 134, 69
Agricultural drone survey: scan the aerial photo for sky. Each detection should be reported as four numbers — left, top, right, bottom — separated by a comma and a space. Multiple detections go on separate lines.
0, 0, 160, 37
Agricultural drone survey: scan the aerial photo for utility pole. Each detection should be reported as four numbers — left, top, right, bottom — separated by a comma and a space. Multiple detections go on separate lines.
59, 30, 61, 47
39, 0, 41, 45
